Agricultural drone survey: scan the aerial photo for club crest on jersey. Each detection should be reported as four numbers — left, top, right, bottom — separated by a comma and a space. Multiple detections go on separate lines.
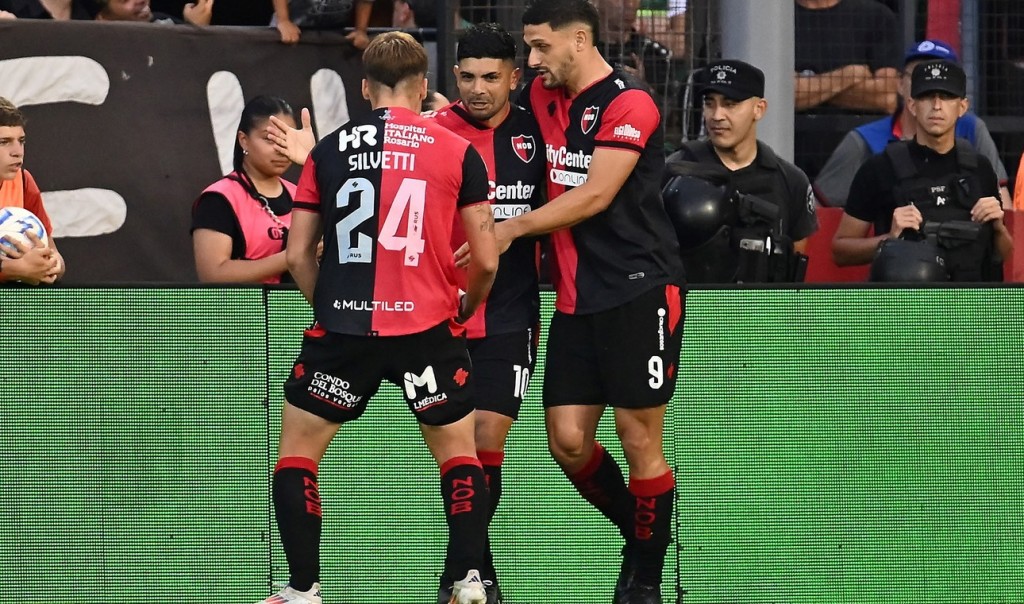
581, 106, 599, 134
511, 134, 536, 163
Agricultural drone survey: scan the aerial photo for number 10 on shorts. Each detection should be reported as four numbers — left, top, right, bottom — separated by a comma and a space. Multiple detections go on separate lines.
513, 364, 531, 399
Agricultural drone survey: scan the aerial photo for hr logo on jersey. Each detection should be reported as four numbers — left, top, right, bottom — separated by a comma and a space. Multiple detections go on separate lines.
581, 106, 599, 134
511, 135, 536, 163
338, 125, 378, 151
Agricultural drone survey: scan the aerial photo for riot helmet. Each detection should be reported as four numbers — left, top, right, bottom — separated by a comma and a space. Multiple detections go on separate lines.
661, 164, 740, 283
870, 237, 950, 282
661, 167, 736, 251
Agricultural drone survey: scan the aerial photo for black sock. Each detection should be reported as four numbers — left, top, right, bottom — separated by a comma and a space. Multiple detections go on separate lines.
628, 470, 675, 587
566, 441, 631, 535
478, 450, 504, 521
441, 456, 489, 581
478, 450, 504, 579
273, 456, 322, 593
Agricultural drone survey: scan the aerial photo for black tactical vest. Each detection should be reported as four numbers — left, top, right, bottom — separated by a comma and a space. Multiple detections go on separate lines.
677, 141, 805, 282
884, 140, 1000, 282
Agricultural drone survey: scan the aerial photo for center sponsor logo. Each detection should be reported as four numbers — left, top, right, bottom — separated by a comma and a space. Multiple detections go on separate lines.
488, 180, 536, 202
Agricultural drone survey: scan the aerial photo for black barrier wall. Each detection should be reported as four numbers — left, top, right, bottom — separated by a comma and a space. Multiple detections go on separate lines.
0, 21, 370, 283
2, 287, 1023, 603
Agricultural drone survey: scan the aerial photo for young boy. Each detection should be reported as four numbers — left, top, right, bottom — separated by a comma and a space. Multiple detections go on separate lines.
0, 96, 65, 285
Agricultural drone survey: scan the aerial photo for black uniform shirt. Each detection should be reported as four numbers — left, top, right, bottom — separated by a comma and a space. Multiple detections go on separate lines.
674, 140, 820, 242
846, 139, 999, 235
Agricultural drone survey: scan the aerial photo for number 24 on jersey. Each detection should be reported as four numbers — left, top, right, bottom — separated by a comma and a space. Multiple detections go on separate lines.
334, 176, 427, 266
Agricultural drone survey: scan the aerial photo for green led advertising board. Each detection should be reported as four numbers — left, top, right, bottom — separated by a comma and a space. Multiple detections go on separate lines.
2, 287, 1021, 603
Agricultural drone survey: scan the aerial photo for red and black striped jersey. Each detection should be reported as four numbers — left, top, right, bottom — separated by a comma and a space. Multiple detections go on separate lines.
432, 101, 545, 339
521, 70, 682, 315
294, 106, 490, 336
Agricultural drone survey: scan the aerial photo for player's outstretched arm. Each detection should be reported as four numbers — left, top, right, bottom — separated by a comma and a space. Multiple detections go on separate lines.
286, 209, 323, 305
458, 202, 498, 322
268, 109, 316, 166
497, 147, 639, 247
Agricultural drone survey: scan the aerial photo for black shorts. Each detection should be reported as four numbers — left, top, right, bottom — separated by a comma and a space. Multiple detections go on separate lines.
543, 284, 685, 409
283, 321, 475, 426
467, 325, 539, 420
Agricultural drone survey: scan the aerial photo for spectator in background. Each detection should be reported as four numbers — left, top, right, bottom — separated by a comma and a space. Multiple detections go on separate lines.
0, 0, 93, 19
94, 0, 213, 24
794, 0, 900, 113
150, 0, 274, 25
816, 39, 1012, 208
271, 0, 373, 48
794, 0, 901, 182
592, 0, 673, 96
392, 0, 436, 29
191, 96, 298, 284
636, 0, 685, 59
0, 97, 65, 285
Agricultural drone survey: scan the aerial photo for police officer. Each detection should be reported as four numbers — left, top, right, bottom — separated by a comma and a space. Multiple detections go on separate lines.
832, 59, 1013, 281
665, 59, 819, 283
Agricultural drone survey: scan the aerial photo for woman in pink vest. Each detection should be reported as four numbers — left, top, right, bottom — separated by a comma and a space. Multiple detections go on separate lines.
192, 96, 298, 284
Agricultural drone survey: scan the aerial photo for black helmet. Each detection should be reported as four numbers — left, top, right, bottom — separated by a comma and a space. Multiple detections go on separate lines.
662, 173, 736, 251
870, 238, 950, 282
661, 170, 741, 283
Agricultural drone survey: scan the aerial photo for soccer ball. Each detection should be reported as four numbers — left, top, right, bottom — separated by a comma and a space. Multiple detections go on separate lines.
0, 206, 48, 258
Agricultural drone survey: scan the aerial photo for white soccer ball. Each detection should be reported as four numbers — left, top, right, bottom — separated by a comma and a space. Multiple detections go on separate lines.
0, 206, 48, 258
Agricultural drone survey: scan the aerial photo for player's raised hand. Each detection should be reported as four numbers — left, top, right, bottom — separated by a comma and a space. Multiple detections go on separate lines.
183, 0, 214, 26
269, 108, 315, 166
